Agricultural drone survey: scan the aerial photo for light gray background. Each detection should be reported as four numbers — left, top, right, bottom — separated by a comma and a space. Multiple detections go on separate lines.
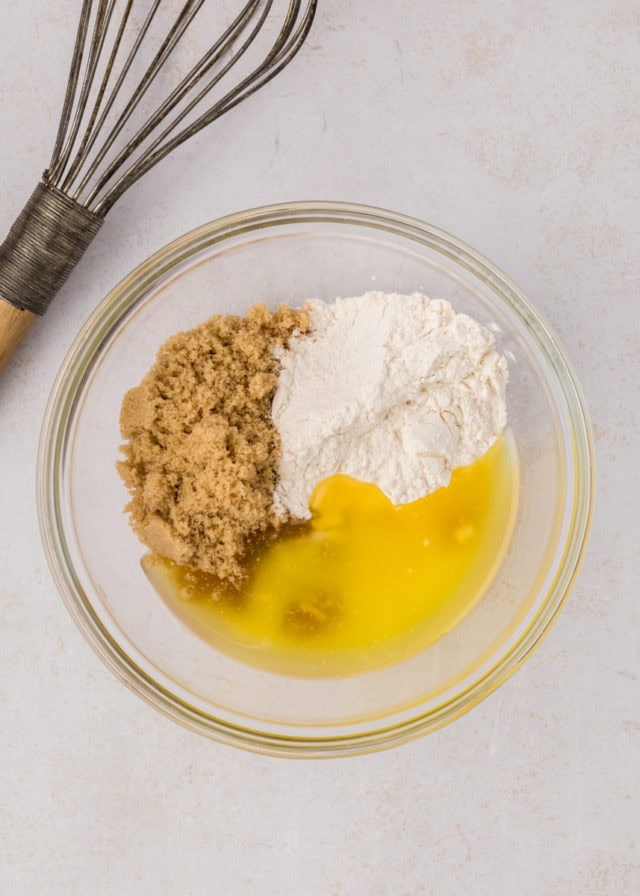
1, 1, 638, 893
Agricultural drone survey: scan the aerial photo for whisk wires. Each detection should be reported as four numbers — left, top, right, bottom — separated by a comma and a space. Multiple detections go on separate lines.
46, 0, 317, 215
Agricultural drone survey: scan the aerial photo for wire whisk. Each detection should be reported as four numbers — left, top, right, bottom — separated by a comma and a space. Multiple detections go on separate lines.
0, 0, 317, 372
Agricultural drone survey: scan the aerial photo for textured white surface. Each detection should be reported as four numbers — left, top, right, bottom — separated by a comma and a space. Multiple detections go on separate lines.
273, 293, 508, 516
0, 1, 638, 893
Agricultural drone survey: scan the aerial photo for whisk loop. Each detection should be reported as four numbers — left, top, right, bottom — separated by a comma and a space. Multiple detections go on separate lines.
0, 0, 317, 348
48, 0, 316, 215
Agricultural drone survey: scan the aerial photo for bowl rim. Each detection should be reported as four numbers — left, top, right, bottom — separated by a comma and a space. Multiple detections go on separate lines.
37, 200, 594, 758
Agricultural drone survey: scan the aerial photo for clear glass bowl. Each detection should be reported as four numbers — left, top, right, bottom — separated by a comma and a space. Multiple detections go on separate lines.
38, 202, 593, 757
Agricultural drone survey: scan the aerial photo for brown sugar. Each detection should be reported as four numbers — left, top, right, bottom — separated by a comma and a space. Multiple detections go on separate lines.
118, 303, 309, 586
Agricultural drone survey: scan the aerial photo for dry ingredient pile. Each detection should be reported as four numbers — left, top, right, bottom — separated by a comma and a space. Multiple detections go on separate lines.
118, 292, 508, 589
272, 292, 508, 519
118, 303, 309, 585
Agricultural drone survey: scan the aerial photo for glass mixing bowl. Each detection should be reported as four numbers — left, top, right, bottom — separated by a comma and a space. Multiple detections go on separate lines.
38, 202, 593, 757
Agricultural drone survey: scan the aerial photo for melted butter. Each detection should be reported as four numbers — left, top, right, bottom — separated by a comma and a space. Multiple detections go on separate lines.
143, 432, 518, 677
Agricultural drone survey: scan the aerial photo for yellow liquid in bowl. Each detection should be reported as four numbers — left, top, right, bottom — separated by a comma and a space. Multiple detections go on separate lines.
143, 432, 518, 677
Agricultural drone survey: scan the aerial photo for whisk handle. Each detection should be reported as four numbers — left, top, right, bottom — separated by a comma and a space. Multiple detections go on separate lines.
0, 299, 37, 374
0, 181, 103, 372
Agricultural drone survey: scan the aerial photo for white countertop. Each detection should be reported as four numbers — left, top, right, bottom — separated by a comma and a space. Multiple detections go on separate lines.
1, 1, 638, 893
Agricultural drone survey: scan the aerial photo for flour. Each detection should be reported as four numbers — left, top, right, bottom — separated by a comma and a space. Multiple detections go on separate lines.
272, 292, 508, 519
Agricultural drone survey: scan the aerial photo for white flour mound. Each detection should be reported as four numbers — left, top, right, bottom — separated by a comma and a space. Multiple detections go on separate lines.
272, 292, 508, 519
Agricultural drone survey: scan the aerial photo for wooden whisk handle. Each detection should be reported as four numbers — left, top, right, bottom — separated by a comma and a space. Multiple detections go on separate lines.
0, 299, 37, 373
0, 180, 103, 373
